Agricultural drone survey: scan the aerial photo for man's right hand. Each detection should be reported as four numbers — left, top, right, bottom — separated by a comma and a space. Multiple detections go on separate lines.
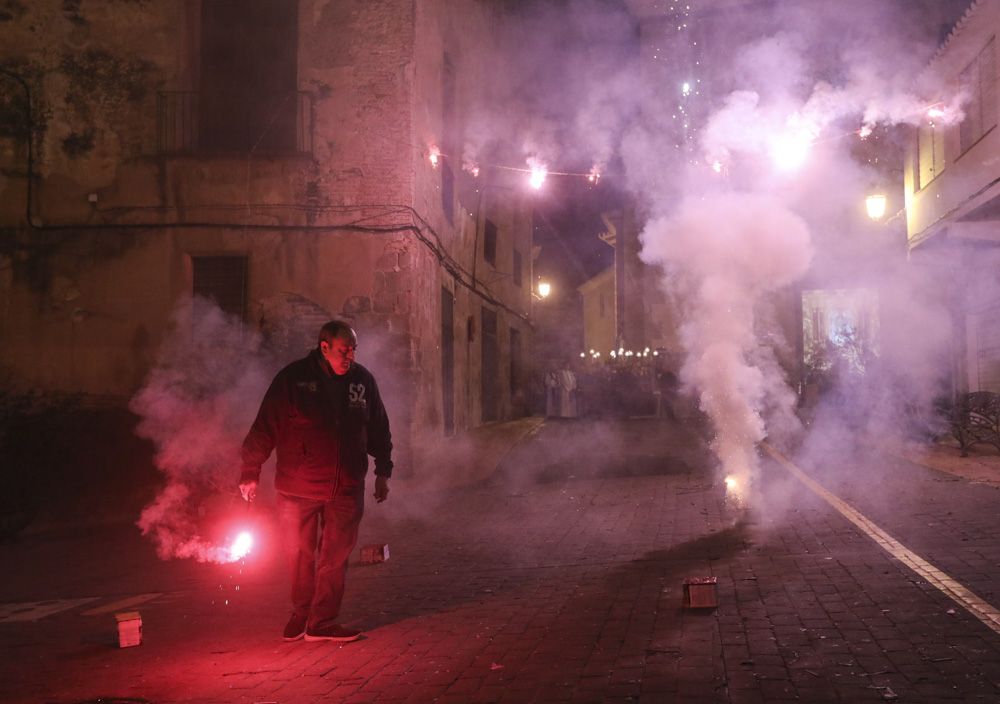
239, 479, 258, 503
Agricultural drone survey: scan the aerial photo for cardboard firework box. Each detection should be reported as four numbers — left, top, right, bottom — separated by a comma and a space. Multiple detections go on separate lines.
682, 576, 718, 608
360, 544, 389, 564
115, 611, 142, 647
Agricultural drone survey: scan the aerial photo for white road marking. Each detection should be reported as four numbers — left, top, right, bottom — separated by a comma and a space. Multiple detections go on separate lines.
763, 443, 1000, 636
81, 593, 163, 616
0, 597, 99, 623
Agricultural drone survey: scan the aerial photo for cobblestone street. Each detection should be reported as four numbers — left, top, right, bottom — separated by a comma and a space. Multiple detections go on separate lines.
1, 417, 999, 703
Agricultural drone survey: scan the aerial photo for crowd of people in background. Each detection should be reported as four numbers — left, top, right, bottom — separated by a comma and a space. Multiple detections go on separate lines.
542, 348, 696, 421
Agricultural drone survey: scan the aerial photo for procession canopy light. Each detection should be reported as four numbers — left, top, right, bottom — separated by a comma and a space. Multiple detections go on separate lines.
866, 193, 887, 220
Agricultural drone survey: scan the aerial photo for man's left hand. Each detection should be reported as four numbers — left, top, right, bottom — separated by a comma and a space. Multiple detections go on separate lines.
374, 475, 390, 503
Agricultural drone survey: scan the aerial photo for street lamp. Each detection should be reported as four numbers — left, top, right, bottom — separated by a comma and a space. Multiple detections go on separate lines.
865, 193, 887, 221
537, 280, 552, 298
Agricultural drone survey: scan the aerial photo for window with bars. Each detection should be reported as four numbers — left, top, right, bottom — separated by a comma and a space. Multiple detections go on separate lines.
198, 0, 299, 154
192, 255, 248, 322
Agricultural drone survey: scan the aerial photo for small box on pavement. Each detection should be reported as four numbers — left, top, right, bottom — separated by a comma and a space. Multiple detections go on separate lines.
360, 544, 389, 564
682, 577, 718, 608
115, 611, 142, 647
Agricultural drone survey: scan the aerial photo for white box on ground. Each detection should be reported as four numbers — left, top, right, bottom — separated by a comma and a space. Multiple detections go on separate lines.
115, 610, 142, 647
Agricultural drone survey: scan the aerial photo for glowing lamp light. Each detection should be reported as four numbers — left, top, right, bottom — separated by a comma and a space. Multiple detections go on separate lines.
588, 165, 601, 183
537, 280, 552, 298
711, 160, 723, 174
428, 146, 440, 168
229, 531, 253, 561
529, 164, 547, 190
682, 81, 691, 96
866, 193, 887, 221
927, 107, 945, 120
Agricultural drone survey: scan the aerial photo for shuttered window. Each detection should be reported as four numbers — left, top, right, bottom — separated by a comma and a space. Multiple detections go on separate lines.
976, 302, 1000, 392
960, 37, 997, 155
918, 122, 946, 189
484, 218, 498, 267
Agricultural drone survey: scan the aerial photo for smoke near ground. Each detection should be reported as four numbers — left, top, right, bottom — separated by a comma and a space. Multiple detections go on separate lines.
640, 194, 812, 500
479, 0, 975, 508
130, 298, 280, 563
126, 2, 982, 534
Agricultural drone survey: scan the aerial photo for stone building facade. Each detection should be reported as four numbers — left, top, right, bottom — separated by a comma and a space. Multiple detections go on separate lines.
0, 0, 535, 476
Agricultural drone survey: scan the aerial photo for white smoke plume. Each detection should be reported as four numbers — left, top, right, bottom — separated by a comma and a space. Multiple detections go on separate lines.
702, 33, 967, 174
130, 297, 279, 563
641, 193, 812, 500
605, 0, 977, 510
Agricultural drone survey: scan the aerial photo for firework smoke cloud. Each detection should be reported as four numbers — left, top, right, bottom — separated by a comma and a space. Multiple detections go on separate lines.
130, 297, 278, 563
641, 194, 812, 498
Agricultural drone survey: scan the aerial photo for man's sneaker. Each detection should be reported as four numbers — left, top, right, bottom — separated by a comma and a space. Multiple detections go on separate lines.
303, 624, 362, 642
282, 613, 307, 642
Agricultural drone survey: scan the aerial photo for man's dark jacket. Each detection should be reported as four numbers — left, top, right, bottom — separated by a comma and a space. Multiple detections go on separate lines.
240, 350, 393, 500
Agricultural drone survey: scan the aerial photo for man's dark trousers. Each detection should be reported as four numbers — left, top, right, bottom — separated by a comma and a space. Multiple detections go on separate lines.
277, 489, 365, 630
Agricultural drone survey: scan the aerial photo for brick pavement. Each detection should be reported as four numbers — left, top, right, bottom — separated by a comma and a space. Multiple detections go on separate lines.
1, 418, 999, 703
892, 439, 1000, 490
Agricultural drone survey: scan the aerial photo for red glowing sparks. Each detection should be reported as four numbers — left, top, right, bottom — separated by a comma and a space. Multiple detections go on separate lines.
229, 531, 253, 561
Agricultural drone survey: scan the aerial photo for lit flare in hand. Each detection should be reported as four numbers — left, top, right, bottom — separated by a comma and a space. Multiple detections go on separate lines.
229, 531, 253, 561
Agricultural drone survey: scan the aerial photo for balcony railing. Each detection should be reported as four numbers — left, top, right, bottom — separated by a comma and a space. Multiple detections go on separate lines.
157, 90, 313, 156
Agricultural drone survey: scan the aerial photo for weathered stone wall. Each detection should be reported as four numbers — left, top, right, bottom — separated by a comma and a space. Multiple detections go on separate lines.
580, 267, 616, 356
408, 0, 534, 450
0, 0, 533, 479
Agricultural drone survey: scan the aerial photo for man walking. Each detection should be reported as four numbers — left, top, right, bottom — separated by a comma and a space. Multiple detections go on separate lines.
239, 320, 392, 642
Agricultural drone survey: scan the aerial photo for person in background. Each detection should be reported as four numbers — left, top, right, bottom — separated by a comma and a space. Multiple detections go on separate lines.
239, 320, 393, 642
